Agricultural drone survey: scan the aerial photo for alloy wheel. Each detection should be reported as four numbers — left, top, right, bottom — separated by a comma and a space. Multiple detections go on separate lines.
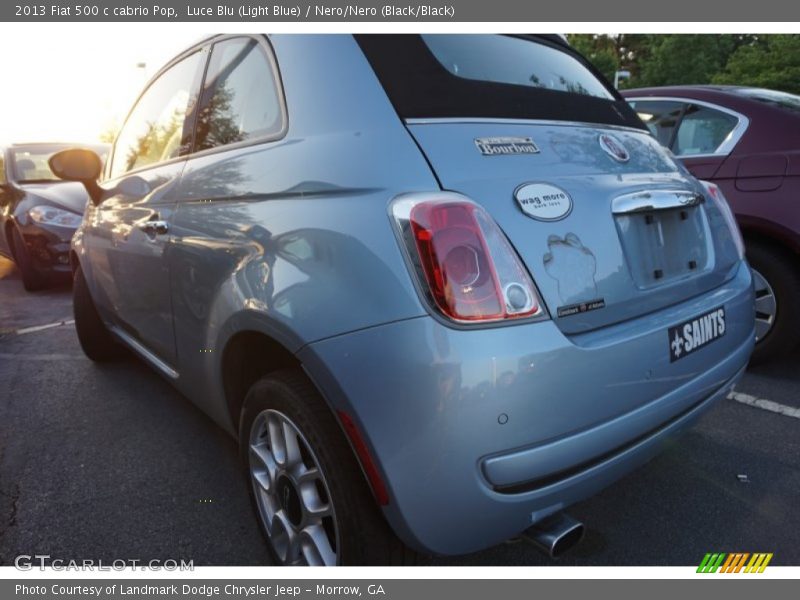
248, 409, 339, 565
752, 268, 777, 343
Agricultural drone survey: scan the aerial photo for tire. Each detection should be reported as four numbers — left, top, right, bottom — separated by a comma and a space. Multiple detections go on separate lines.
10, 226, 47, 291
747, 241, 800, 365
73, 264, 125, 362
239, 369, 418, 566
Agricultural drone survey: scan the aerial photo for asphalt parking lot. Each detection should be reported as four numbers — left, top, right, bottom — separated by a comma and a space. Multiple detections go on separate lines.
1, 255, 798, 567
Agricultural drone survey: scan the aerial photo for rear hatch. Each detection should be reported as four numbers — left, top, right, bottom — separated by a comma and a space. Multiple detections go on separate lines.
406, 121, 740, 334
359, 34, 742, 335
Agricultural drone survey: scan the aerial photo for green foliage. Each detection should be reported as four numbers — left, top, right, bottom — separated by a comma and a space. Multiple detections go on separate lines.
712, 35, 800, 94
568, 34, 619, 83
568, 33, 798, 94
636, 35, 744, 87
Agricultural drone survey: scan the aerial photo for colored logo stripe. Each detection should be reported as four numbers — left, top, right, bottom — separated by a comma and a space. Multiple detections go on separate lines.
697, 552, 773, 573
745, 553, 773, 573
720, 553, 749, 573
697, 553, 726, 573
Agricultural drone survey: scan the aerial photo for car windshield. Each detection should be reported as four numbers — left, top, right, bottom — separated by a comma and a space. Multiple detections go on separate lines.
11, 146, 68, 183
732, 88, 800, 114
11, 144, 108, 183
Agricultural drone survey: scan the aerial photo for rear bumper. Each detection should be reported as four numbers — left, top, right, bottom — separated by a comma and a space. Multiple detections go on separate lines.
299, 262, 754, 555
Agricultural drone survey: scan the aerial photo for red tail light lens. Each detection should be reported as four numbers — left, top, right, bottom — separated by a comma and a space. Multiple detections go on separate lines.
392, 194, 546, 323
700, 180, 745, 259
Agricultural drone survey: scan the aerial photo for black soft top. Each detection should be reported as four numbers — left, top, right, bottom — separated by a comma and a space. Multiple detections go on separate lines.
355, 34, 646, 130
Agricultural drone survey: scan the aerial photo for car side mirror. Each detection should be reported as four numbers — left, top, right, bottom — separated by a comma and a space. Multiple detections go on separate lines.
49, 148, 104, 205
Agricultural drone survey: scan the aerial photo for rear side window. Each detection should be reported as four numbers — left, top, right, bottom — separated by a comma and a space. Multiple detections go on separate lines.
195, 37, 284, 151
423, 35, 613, 99
109, 51, 204, 179
673, 104, 738, 156
629, 100, 685, 147
356, 35, 645, 130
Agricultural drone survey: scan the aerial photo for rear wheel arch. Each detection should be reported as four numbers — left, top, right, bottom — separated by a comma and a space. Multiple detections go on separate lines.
220, 329, 303, 435
239, 367, 417, 564
219, 327, 395, 513
739, 219, 800, 260
741, 227, 800, 278
741, 231, 800, 363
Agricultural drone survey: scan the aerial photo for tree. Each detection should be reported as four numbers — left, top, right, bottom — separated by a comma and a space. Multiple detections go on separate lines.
568, 34, 780, 91
635, 35, 746, 88
614, 34, 654, 88
98, 122, 119, 143
566, 34, 654, 89
568, 34, 620, 83
713, 35, 800, 94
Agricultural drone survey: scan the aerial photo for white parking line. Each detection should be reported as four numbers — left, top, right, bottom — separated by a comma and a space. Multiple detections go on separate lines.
12, 319, 75, 336
0, 353, 87, 361
728, 391, 800, 420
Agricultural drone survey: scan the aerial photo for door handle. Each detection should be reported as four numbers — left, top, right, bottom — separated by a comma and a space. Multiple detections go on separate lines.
138, 220, 169, 235
612, 190, 704, 215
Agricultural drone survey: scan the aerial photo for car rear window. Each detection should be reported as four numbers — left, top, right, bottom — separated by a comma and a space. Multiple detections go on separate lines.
423, 35, 613, 99
355, 34, 645, 130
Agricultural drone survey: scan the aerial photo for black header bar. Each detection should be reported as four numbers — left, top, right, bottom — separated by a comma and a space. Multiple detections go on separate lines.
4, 0, 800, 22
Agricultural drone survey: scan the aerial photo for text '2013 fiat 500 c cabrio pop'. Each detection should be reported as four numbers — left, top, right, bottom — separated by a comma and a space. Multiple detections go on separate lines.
51, 34, 755, 565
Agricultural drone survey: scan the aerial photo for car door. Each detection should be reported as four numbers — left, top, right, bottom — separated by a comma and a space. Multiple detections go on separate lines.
85, 48, 207, 368
671, 102, 743, 180
166, 35, 289, 416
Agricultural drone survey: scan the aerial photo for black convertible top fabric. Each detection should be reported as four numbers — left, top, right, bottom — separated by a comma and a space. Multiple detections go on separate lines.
355, 35, 647, 130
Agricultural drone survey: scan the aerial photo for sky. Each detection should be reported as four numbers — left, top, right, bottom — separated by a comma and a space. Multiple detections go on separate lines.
0, 27, 206, 145
5, 24, 793, 147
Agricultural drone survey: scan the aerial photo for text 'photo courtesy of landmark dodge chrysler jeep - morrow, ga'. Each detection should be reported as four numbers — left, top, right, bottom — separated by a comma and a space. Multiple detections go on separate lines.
49, 34, 755, 565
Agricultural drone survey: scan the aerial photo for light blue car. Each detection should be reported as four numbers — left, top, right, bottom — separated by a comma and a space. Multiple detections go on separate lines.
50, 34, 754, 565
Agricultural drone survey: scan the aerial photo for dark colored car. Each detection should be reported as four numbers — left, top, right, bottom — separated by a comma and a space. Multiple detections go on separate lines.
623, 86, 800, 362
0, 142, 109, 290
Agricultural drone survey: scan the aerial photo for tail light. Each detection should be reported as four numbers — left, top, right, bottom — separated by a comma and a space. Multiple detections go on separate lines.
391, 193, 546, 323
701, 181, 745, 259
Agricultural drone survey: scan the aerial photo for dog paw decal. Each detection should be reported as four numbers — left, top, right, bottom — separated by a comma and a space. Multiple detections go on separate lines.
543, 233, 598, 303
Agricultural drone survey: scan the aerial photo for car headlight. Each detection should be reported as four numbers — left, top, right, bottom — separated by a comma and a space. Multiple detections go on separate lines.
28, 205, 83, 228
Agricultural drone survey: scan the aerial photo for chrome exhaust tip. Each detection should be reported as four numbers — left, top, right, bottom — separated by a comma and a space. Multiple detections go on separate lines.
522, 513, 585, 558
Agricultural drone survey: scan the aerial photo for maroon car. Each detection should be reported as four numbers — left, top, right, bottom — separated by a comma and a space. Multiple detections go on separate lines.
623, 86, 800, 363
